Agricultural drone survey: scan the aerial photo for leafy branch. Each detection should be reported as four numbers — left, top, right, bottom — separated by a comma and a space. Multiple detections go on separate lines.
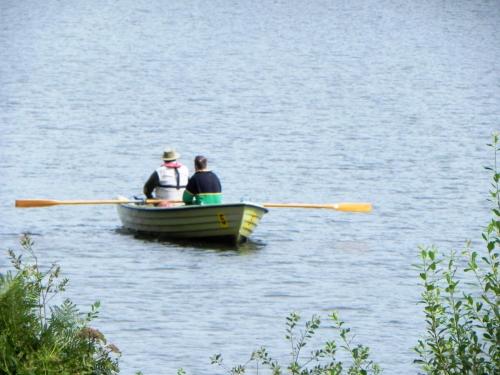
414, 133, 500, 374
211, 312, 380, 375
1, 235, 120, 374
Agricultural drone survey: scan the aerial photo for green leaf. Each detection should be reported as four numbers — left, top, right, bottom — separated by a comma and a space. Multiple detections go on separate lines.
429, 251, 436, 261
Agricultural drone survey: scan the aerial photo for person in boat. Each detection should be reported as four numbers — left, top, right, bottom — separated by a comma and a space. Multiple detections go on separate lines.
143, 148, 189, 203
183, 155, 222, 205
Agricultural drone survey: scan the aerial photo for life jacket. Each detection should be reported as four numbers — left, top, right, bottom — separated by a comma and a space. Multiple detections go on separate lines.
154, 162, 189, 200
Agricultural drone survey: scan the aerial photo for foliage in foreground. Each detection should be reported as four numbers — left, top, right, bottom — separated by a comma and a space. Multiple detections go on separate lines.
3, 136, 499, 374
415, 135, 500, 374
0, 235, 120, 374
211, 312, 380, 375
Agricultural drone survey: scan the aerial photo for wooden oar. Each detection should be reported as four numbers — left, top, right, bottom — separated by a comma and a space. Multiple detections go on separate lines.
262, 202, 373, 213
16, 199, 372, 212
15, 198, 165, 208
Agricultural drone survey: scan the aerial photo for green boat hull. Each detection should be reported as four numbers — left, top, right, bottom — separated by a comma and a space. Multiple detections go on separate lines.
117, 202, 268, 243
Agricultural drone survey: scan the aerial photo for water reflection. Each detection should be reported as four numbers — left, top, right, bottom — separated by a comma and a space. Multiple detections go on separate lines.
114, 227, 267, 253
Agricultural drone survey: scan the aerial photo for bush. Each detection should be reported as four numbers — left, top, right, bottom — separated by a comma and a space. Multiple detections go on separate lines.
211, 312, 380, 375
0, 235, 120, 374
414, 135, 500, 374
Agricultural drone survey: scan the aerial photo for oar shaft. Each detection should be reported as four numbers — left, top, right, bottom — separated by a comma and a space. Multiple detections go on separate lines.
50, 200, 131, 206
263, 203, 338, 209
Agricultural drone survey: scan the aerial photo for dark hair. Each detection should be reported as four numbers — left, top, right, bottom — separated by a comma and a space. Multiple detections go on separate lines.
194, 155, 207, 170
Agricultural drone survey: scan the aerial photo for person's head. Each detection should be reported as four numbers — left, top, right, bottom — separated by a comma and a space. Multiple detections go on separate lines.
162, 148, 180, 162
194, 155, 208, 171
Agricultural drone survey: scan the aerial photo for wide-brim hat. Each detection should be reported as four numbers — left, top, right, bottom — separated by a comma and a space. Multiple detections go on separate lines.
162, 148, 180, 161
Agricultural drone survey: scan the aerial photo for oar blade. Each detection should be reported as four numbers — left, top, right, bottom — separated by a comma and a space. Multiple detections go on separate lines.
335, 202, 373, 212
15, 199, 59, 208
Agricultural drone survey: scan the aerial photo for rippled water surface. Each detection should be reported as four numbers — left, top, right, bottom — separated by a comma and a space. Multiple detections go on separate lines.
1, 1, 499, 373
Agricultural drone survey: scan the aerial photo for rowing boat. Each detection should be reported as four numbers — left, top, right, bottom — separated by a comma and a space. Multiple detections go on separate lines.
116, 202, 268, 244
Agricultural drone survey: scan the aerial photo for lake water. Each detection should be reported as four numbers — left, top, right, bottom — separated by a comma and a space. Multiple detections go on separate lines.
1, 0, 499, 373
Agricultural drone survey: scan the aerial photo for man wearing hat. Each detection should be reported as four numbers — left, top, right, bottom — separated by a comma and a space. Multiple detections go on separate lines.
143, 148, 189, 202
